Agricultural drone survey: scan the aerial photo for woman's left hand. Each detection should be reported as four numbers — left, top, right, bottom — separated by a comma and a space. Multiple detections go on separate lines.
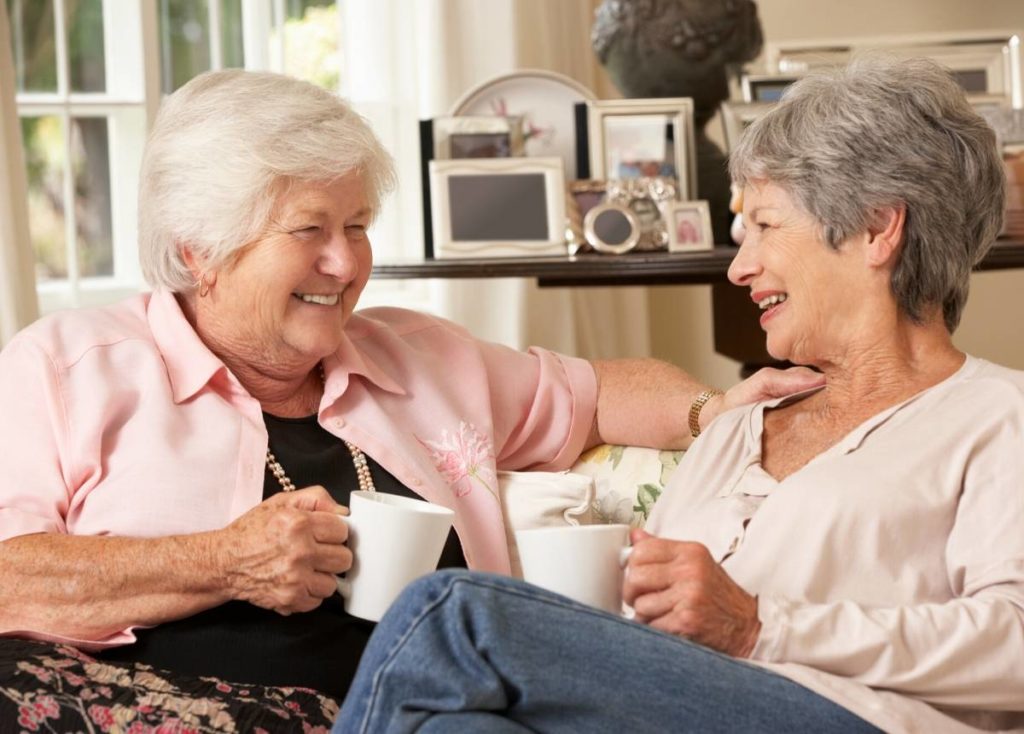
623, 529, 761, 658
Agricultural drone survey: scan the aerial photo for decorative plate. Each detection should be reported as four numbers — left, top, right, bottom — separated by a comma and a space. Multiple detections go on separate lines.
450, 69, 596, 180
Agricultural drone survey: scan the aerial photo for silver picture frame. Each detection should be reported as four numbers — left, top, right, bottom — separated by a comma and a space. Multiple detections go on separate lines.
586, 98, 698, 201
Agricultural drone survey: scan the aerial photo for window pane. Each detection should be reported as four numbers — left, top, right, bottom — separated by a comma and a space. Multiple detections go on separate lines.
159, 0, 211, 93
6, 0, 57, 92
220, 0, 244, 68
66, 0, 106, 92
71, 117, 113, 277
280, 0, 338, 90
21, 116, 67, 282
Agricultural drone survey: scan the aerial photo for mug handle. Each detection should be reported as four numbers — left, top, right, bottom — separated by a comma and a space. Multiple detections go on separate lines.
336, 515, 352, 599
618, 545, 633, 567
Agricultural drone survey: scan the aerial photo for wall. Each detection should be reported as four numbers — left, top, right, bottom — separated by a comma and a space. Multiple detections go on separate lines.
646, 0, 1024, 388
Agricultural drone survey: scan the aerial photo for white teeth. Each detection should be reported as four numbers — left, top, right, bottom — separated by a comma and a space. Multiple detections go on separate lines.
757, 293, 788, 310
296, 293, 339, 306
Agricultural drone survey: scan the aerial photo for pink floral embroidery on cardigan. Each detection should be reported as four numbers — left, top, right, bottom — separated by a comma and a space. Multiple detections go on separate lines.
419, 422, 498, 498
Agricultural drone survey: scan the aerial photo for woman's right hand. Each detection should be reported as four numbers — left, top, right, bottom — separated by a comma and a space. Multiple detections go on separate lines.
216, 486, 352, 615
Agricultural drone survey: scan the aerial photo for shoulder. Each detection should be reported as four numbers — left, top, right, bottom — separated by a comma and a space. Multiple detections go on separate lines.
3, 294, 154, 369
346, 307, 475, 344
941, 356, 1024, 410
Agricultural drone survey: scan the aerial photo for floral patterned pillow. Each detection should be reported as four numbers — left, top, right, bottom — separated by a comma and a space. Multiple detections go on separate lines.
570, 445, 686, 528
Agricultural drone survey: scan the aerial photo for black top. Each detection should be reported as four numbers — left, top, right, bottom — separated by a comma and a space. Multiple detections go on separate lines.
97, 413, 465, 699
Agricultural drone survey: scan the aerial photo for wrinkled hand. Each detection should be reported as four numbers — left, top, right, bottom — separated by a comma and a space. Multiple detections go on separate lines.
699, 366, 824, 431
623, 529, 760, 657
217, 486, 351, 615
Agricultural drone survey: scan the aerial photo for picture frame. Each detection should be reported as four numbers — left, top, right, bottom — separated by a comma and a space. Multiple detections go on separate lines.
765, 32, 1022, 106
431, 115, 526, 160
719, 101, 775, 152
604, 176, 679, 251
566, 180, 608, 254
449, 69, 596, 180
583, 202, 641, 254
665, 200, 714, 253
740, 73, 801, 103
428, 157, 567, 259
586, 98, 698, 201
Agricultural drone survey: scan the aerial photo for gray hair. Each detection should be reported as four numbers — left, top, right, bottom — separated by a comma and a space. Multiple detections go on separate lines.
138, 69, 396, 292
729, 55, 1005, 332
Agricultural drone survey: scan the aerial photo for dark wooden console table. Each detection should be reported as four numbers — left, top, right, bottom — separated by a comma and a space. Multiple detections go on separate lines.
373, 237, 1024, 371
372, 238, 1024, 287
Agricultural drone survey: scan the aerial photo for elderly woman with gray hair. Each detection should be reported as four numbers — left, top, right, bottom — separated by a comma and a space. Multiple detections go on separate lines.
0, 68, 815, 715
335, 56, 1024, 734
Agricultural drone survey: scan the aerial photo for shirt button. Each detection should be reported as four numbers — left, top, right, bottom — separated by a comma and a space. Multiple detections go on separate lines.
332, 417, 346, 429
411, 478, 423, 487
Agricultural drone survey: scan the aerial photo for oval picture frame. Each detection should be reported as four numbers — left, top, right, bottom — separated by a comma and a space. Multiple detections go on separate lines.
583, 202, 641, 254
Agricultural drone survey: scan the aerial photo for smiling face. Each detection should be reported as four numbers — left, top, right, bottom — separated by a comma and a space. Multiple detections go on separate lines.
193, 173, 373, 376
727, 181, 877, 366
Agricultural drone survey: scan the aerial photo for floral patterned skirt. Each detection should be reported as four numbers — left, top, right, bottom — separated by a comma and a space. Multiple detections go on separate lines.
0, 638, 339, 733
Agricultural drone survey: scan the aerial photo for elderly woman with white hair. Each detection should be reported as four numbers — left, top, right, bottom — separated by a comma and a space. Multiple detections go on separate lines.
0, 69, 816, 708
335, 56, 1024, 734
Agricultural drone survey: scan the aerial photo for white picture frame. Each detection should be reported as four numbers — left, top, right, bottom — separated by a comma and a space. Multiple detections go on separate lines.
429, 157, 567, 259
765, 31, 1022, 106
665, 200, 714, 253
586, 98, 698, 201
740, 73, 802, 103
720, 101, 775, 152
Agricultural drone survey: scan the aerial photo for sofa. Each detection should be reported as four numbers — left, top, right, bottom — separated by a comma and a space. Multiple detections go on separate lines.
0, 445, 681, 732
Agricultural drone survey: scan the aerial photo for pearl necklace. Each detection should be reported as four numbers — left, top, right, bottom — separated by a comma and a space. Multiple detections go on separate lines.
264, 363, 376, 494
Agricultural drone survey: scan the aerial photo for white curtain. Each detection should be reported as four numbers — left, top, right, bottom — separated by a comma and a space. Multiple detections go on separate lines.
414, 0, 651, 358
0, 1, 39, 347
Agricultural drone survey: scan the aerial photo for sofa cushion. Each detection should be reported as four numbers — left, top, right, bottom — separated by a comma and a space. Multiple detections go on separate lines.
571, 445, 686, 527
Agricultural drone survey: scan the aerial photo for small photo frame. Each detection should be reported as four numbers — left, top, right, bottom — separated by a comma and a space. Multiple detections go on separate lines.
566, 179, 607, 253
429, 157, 567, 259
740, 73, 801, 103
432, 115, 526, 160
719, 101, 775, 152
665, 200, 714, 253
583, 202, 641, 254
586, 98, 697, 200
605, 176, 678, 251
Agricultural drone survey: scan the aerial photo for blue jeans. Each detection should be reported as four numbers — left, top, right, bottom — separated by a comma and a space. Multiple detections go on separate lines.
335, 570, 882, 734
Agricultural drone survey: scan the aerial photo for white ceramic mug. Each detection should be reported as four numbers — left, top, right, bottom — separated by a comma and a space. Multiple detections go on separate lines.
514, 524, 631, 614
337, 490, 455, 622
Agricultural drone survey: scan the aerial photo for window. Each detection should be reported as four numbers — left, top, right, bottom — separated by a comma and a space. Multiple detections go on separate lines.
8, 0, 428, 314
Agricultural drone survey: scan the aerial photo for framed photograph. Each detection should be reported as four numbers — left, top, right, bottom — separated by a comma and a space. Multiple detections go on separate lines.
740, 73, 801, 103
583, 203, 641, 254
566, 180, 607, 254
665, 200, 714, 253
431, 115, 525, 160
766, 32, 1022, 106
428, 157, 567, 259
605, 176, 678, 251
719, 101, 775, 152
586, 98, 697, 200
449, 69, 596, 179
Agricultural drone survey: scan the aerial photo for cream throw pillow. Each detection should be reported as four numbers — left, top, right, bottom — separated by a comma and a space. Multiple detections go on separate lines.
498, 470, 596, 578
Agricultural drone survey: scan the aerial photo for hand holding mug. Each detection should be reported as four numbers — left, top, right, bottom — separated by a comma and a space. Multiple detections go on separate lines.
220, 486, 352, 615
623, 529, 761, 657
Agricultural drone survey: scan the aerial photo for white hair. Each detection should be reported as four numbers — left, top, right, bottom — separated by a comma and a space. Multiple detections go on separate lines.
729, 55, 1005, 332
138, 69, 396, 292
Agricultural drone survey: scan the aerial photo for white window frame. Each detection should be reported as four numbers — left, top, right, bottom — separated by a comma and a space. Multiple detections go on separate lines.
13, 0, 435, 316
